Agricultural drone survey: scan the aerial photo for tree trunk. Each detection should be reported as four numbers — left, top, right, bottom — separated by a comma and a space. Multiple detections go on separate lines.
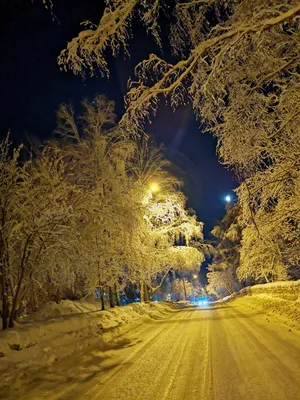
114, 284, 120, 306
109, 286, 115, 308
149, 288, 153, 302
9, 275, 15, 304
9, 287, 21, 328
55, 288, 61, 304
9, 241, 31, 327
0, 241, 9, 330
144, 282, 149, 302
140, 281, 144, 303
182, 277, 187, 301
100, 292, 105, 310
9, 270, 27, 327
8, 304, 15, 327
0, 271, 8, 330
1, 285, 8, 330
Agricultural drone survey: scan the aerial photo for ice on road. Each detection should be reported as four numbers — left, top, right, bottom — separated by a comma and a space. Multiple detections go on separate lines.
9, 304, 300, 400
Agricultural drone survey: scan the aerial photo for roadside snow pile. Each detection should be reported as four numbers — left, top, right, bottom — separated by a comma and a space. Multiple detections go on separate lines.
215, 293, 238, 303
0, 300, 180, 385
30, 298, 100, 320
230, 280, 300, 330
177, 300, 191, 305
240, 280, 300, 301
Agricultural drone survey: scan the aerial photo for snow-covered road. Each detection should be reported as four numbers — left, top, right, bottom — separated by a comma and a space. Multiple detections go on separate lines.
7, 304, 300, 400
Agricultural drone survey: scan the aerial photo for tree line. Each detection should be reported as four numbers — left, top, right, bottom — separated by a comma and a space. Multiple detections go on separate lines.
0, 96, 203, 330
57, 0, 300, 296
207, 202, 300, 298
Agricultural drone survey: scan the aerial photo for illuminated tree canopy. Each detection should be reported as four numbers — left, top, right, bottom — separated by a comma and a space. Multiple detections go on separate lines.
0, 97, 204, 329
58, 0, 300, 283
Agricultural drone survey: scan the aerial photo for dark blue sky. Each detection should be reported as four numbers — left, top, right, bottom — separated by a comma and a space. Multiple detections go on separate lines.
0, 0, 236, 235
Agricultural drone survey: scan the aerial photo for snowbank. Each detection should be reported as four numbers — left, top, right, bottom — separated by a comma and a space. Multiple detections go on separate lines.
214, 293, 238, 303
176, 300, 191, 305
240, 280, 300, 300
0, 300, 181, 388
229, 280, 300, 330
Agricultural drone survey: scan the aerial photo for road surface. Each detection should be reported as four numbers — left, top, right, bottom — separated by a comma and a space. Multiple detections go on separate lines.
7, 304, 300, 400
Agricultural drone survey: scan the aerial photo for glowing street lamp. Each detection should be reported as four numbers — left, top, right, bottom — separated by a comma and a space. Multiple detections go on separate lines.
225, 195, 231, 203
150, 183, 159, 193
143, 183, 159, 206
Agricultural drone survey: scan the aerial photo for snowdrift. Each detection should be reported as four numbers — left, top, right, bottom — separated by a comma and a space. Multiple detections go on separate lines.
229, 280, 300, 330
0, 300, 181, 389
239, 280, 300, 300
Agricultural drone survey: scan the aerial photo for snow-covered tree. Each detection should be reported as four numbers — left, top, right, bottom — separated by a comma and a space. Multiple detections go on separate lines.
58, 1, 300, 282
55, 96, 205, 304
1, 95, 205, 328
238, 226, 288, 283
0, 139, 79, 328
211, 205, 242, 269
140, 188, 204, 300
207, 204, 243, 297
0, 136, 25, 329
206, 268, 236, 299
171, 278, 193, 302
54, 96, 138, 299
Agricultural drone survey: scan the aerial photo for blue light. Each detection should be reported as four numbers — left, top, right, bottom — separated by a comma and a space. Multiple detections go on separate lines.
198, 298, 209, 306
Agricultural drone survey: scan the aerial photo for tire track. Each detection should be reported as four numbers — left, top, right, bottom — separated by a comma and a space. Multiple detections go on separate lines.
77, 309, 193, 400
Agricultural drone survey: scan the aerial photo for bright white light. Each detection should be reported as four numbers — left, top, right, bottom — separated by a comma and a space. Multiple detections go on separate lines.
198, 298, 209, 307
225, 195, 231, 203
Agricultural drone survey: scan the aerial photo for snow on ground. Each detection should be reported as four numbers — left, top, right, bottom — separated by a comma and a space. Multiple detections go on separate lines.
225, 280, 300, 331
0, 300, 181, 392
2, 302, 300, 400
1, 282, 300, 399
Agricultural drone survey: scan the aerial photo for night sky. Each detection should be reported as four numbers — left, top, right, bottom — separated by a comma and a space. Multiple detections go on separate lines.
0, 0, 236, 236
